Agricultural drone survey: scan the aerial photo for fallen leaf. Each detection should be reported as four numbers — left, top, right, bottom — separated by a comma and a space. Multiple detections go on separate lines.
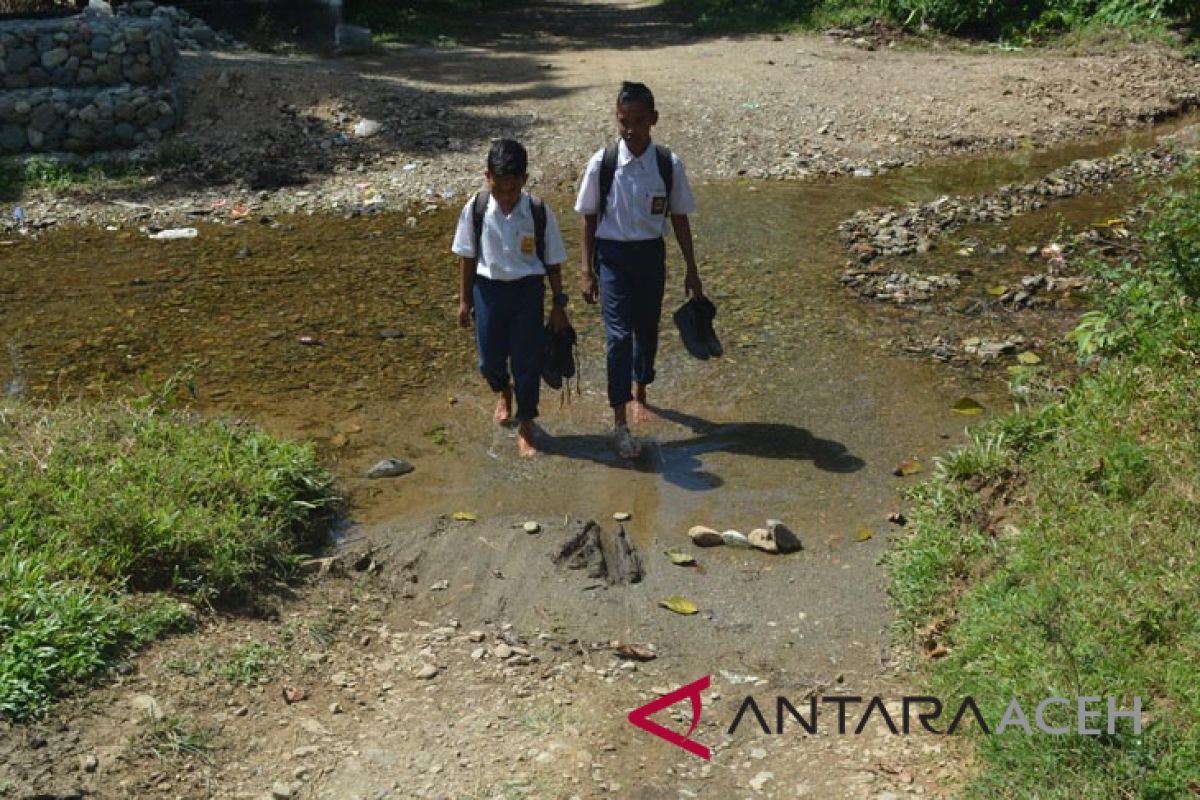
664, 550, 696, 566
451, 512, 478, 522
952, 397, 985, 416
926, 643, 949, 659
614, 642, 657, 661
855, 527, 874, 542
987, 285, 1008, 296
894, 459, 923, 477
1017, 351, 1042, 365
1186, 782, 1200, 795
659, 596, 699, 616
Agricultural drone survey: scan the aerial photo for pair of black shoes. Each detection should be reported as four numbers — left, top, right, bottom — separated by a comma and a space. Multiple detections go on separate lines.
542, 323, 578, 390
673, 297, 723, 360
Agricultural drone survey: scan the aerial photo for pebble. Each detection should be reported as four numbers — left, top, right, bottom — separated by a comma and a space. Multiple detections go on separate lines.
415, 664, 439, 680
494, 643, 513, 659
523, 520, 541, 534
688, 525, 723, 547
613, 511, 631, 521
367, 457, 414, 479
721, 530, 751, 548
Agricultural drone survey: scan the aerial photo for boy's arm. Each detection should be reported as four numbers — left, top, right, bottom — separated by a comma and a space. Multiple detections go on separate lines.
670, 213, 704, 299
580, 214, 599, 304
458, 257, 476, 328
546, 264, 570, 332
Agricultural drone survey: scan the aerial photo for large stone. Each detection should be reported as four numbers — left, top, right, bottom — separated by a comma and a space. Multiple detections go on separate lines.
41, 48, 69, 69
125, 62, 152, 83
0, 124, 27, 151
335, 24, 373, 55
26, 126, 44, 149
687, 525, 723, 547
7, 47, 37, 73
29, 103, 57, 132
766, 519, 803, 553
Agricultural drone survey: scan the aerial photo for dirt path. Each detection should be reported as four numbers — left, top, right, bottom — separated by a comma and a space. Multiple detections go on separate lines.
2, 2, 1199, 798
6, 0, 1198, 230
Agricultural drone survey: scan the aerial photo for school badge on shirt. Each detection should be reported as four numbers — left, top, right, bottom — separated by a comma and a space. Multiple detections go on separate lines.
520, 234, 536, 256
650, 195, 668, 215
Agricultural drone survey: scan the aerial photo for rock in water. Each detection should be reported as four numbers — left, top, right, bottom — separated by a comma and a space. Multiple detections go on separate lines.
766, 519, 803, 553
367, 458, 414, 479
688, 525, 723, 547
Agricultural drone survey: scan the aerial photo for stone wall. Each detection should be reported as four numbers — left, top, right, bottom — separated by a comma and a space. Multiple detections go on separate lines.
0, 12, 179, 152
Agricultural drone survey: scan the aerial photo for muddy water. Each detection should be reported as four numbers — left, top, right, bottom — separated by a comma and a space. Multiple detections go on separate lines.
0, 122, 1186, 674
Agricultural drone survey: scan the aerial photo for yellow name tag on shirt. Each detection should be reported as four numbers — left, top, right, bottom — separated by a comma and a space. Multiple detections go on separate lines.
520, 235, 536, 256
650, 195, 667, 215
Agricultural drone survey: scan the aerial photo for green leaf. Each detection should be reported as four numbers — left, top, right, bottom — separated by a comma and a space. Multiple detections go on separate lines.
664, 550, 696, 566
659, 596, 699, 615
952, 397, 986, 416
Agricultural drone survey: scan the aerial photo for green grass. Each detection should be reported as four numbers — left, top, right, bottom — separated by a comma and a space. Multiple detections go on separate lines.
889, 171, 1200, 797
0, 140, 203, 203
211, 642, 284, 686
0, 388, 339, 720
135, 715, 219, 765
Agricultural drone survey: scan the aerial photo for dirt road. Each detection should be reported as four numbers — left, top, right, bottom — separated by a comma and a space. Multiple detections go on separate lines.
1, 2, 1198, 798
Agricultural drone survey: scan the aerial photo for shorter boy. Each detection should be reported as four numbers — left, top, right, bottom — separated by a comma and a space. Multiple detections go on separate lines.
451, 139, 570, 457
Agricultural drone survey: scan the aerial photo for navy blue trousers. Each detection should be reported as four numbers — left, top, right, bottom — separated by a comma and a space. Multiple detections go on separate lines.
473, 275, 544, 421
597, 238, 666, 408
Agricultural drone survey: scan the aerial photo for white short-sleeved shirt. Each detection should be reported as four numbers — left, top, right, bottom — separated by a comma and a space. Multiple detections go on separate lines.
574, 139, 696, 242
451, 192, 568, 281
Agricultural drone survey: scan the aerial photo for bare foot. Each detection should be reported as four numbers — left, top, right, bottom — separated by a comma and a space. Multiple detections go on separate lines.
517, 421, 539, 457
632, 385, 654, 424
631, 398, 655, 424
494, 388, 513, 426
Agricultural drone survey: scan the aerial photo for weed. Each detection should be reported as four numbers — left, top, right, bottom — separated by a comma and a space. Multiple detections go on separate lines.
210, 642, 283, 686
136, 715, 218, 764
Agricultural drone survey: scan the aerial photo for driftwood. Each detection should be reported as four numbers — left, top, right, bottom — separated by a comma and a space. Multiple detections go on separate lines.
554, 520, 643, 585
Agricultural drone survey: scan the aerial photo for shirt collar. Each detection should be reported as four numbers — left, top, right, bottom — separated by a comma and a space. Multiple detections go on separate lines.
617, 138, 655, 167
487, 191, 529, 219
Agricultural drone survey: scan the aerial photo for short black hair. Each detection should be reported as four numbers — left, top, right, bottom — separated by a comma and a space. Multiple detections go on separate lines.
487, 139, 528, 176
617, 81, 655, 110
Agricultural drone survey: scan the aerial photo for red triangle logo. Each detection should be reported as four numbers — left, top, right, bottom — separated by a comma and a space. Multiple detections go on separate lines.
627, 675, 712, 761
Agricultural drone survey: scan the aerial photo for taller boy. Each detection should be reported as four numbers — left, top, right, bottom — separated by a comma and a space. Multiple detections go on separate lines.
575, 82, 705, 459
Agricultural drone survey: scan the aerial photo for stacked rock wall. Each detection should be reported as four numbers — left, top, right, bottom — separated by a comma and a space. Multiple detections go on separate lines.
0, 13, 179, 152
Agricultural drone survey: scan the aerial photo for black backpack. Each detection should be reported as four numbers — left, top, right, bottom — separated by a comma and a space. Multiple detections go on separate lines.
596, 142, 674, 224
471, 190, 547, 265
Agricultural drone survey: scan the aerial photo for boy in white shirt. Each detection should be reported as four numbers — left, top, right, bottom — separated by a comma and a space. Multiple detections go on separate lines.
575, 82, 705, 459
452, 139, 570, 457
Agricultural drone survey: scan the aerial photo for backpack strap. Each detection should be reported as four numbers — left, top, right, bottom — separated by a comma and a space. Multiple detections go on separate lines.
471, 189, 490, 261
655, 145, 673, 216
596, 142, 619, 224
529, 194, 547, 266
597, 142, 675, 222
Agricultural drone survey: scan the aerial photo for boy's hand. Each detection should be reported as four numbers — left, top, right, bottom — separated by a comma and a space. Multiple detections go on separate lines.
581, 272, 598, 305
684, 270, 704, 299
457, 301, 473, 329
550, 305, 569, 333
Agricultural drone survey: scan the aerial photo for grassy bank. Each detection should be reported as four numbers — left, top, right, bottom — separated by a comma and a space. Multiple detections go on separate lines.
889, 171, 1199, 796
0, 389, 338, 720
661, 0, 1196, 40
